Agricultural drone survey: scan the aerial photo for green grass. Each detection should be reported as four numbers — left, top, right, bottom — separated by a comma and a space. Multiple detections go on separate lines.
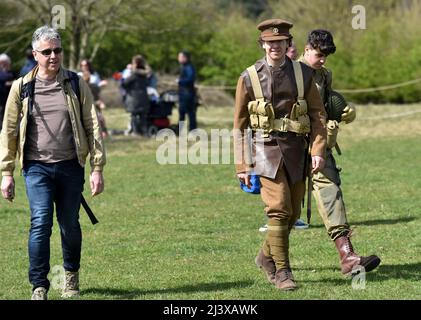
1, 104, 420, 300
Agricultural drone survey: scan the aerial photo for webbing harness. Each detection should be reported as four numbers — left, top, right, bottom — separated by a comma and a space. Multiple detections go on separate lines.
246, 61, 310, 136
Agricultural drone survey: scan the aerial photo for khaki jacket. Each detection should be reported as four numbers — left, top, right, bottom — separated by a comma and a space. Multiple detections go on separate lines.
233, 57, 327, 184
298, 55, 340, 150
0, 66, 106, 176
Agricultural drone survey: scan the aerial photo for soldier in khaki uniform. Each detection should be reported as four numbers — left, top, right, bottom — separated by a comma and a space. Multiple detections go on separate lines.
298, 29, 381, 276
233, 19, 327, 290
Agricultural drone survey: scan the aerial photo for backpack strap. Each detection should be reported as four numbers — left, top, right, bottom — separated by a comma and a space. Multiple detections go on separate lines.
246, 65, 264, 101
19, 70, 82, 117
65, 70, 82, 112
64, 70, 87, 131
292, 61, 304, 101
20, 79, 35, 116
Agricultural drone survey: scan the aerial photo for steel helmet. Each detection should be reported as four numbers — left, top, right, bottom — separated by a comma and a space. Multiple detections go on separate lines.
326, 90, 348, 122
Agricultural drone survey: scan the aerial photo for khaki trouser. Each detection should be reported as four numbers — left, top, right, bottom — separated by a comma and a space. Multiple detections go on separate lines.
312, 149, 350, 240
260, 165, 306, 269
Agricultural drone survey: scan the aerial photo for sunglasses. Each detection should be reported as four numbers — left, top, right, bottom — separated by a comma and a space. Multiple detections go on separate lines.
36, 47, 63, 56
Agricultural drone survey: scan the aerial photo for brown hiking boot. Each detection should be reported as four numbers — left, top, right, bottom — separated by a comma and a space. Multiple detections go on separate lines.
255, 249, 276, 284
275, 268, 297, 291
334, 231, 381, 276
61, 271, 80, 298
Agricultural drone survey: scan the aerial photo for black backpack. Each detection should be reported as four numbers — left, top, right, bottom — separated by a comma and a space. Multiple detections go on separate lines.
20, 70, 82, 115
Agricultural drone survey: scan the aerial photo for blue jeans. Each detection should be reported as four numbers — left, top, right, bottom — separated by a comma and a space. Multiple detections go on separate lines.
23, 159, 84, 291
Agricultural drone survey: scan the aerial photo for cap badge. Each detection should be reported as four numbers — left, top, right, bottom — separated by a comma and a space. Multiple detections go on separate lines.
272, 27, 279, 35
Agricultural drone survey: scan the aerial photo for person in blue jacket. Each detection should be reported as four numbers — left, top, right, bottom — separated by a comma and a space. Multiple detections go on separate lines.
177, 51, 197, 132
19, 47, 37, 77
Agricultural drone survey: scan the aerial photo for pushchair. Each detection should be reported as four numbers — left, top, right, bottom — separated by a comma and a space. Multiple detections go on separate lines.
145, 88, 178, 137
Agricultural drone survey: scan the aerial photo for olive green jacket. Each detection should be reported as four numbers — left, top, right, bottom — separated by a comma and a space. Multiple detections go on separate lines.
0, 66, 106, 176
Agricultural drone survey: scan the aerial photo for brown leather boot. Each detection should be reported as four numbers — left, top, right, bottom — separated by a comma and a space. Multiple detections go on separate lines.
334, 232, 381, 276
275, 268, 297, 291
255, 249, 276, 284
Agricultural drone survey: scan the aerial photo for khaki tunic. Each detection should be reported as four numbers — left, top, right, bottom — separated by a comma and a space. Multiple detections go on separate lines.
298, 55, 350, 240
233, 57, 327, 184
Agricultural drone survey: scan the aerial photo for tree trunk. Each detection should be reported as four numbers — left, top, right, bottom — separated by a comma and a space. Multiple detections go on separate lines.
68, 0, 81, 70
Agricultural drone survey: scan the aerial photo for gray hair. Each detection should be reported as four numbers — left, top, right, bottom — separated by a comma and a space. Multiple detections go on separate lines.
0, 53, 11, 64
32, 25, 61, 50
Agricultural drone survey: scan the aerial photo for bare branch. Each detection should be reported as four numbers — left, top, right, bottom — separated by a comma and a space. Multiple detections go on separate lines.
0, 29, 34, 53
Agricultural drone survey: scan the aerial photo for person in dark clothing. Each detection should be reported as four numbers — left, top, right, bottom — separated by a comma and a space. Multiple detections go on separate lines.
177, 51, 197, 132
122, 55, 150, 136
19, 47, 37, 77
0, 53, 15, 131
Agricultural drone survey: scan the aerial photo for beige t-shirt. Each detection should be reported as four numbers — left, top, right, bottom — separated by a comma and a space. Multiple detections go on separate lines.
24, 75, 77, 162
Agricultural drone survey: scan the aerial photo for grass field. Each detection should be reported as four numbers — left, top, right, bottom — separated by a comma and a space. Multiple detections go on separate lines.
1, 103, 420, 300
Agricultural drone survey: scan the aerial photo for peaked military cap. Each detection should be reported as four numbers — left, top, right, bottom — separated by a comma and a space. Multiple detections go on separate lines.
257, 18, 293, 41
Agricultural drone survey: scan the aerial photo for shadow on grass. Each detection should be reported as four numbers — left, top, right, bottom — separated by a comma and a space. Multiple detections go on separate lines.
369, 262, 421, 282
306, 224, 324, 229
350, 216, 417, 226
298, 262, 421, 283
296, 266, 338, 272
308, 216, 417, 229
82, 280, 254, 299
298, 278, 347, 286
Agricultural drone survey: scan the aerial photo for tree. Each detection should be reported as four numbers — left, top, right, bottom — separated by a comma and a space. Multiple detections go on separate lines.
0, 0, 217, 73
200, 11, 261, 86
0, 0, 139, 70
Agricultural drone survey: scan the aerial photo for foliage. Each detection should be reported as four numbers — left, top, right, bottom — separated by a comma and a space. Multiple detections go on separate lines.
199, 11, 262, 86
266, 0, 421, 103
0, 0, 420, 103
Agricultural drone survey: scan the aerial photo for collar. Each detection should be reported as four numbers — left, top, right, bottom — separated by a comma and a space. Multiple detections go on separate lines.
22, 65, 69, 85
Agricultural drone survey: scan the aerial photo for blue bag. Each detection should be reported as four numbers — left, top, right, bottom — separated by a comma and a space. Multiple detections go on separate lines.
240, 174, 261, 194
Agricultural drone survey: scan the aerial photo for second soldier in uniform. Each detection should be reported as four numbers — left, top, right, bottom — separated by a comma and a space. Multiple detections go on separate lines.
298, 29, 381, 276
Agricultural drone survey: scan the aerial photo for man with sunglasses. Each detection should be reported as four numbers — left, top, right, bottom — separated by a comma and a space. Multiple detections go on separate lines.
0, 25, 106, 300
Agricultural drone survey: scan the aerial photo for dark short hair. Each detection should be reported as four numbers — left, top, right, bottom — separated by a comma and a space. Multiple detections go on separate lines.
307, 29, 336, 55
80, 59, 94, 73
179, 50, 191, 62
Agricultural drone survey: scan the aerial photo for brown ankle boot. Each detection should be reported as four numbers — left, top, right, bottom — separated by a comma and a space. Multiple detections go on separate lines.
334, 232, 381, 276
275, 268, 297, 291
255, 249, 276, 284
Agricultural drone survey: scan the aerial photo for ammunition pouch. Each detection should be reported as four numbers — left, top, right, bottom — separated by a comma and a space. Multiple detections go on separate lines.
246, 61, 310, 137
288, 97, 311, 134
247, 99, 275, 135
247, 99, 310, 136
326, 120, 339, 149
